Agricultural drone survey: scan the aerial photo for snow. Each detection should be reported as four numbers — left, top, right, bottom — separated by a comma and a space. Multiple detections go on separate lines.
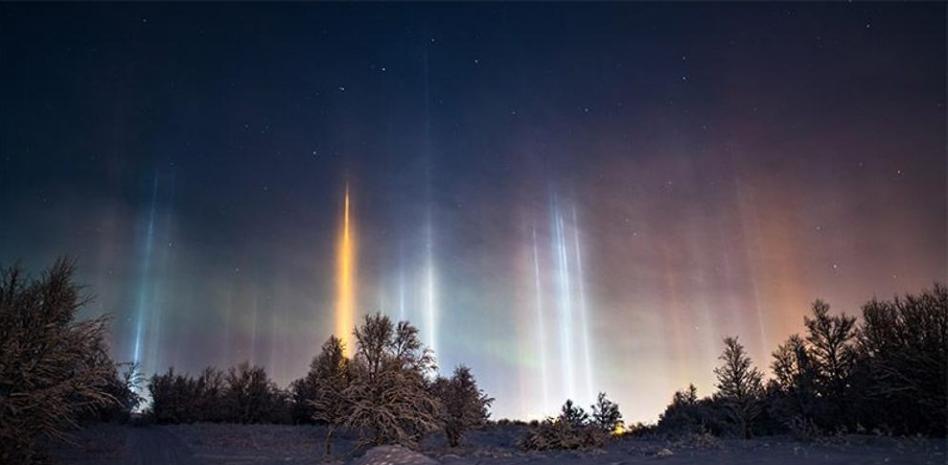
48, 423, 945, 465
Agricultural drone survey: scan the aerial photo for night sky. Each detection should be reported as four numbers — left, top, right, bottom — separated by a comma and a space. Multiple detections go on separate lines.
1, 3, 944, 422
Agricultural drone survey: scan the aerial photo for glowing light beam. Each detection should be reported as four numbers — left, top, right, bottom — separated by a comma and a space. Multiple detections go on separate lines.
532, 227, 551, 413
572, 205, 595, 402
131, 175, 159, 366
423, 216, 437, 357
335, 186, 356, 356
552, 201, 576, 400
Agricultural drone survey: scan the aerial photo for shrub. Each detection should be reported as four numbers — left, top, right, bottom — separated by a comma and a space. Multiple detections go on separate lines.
0, 259, 119, 463
519, 419, 607, 451
432, 365, 493, 447
519, 399, 608, 451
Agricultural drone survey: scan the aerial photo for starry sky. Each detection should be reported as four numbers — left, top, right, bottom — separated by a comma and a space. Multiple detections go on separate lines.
1, 3, 945, 422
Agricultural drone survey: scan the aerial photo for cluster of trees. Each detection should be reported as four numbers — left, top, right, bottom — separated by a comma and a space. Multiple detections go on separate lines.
2, 258, 943, 461
148, 364, 289, 424
519, 393, 624, 450
148, 313, 495, 456
0, 259, 493, 462
0, 260, 141, 464
656, 284, 947, 439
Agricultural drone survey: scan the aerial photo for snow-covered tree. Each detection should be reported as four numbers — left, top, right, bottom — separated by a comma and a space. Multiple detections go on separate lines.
432, 365, 493, 447
342, 313, 441, 449
307, 336, 351, 457
0, 259, 119, 463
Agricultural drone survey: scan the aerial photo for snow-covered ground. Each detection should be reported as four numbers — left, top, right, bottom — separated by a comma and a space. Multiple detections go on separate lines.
50, 423, 945, 465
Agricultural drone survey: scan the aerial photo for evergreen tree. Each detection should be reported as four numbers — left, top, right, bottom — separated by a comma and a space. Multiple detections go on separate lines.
804, 300, 857, 426
714, 336, 763, 438
558, 399, 589, 428
770, 334, 818, 425
590, 392, 623, 433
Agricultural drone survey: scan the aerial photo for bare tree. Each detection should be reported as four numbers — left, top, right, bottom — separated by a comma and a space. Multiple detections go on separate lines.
858, 284, 947, 435
223, 362, 280, 424
306, 336, 351, 457
342, 313, 441, 449
194, 366, 227, 422
432, 365, 493, 447
0, 259, 118, 463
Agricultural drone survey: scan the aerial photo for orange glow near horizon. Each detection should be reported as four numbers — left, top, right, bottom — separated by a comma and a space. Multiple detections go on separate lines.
335, 186, 356, 356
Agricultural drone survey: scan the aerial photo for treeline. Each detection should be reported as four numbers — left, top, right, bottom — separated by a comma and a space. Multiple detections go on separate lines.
653, 284, 947, 439
2, 259, 944, 462
147, 314, 494, 455
0, 259, 493, 462
147, 364, 288, 424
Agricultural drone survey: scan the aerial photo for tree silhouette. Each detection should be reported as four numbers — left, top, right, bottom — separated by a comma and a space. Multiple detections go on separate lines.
769, 334, 818, 428
559, 399, 590, 428
432, 365, 493, 447
714, 336, 763, 438
858, 284, 947, 435
804, 300, 857, 426
590, 392, 623, 433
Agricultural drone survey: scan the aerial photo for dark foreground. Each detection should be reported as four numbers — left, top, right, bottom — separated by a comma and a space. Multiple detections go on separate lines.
50, 424, 945, 465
